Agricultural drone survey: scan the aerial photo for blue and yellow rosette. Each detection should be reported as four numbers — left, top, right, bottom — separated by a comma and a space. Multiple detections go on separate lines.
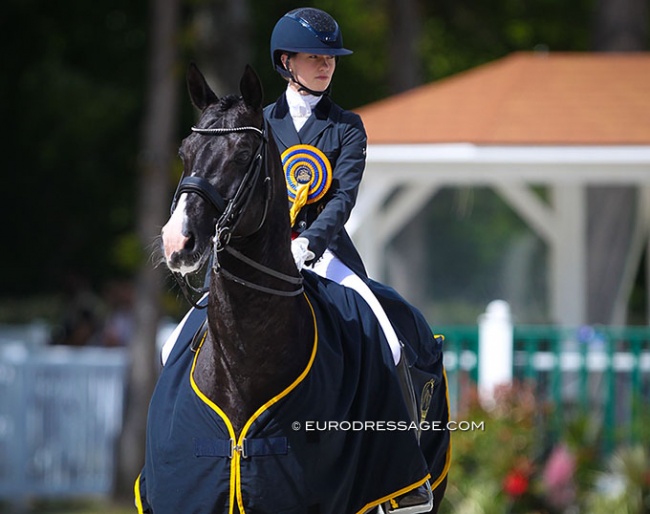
281, 144, 332, 226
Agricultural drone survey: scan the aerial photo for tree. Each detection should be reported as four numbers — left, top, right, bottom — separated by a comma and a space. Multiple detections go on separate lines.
593, 0, 649, 51
0, 0, 148, 304
387, 0, 423, 93
114, 0, 181, 500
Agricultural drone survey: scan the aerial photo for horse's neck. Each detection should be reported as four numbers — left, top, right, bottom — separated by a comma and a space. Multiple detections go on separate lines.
196, 234, 314, 433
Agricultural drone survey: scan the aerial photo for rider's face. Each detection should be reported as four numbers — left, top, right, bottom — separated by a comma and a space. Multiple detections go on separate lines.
283, 52, 336, 93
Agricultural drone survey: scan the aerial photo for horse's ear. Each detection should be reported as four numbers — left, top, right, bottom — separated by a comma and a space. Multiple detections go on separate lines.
240, 65, 263, 110
187, 62, 219, 111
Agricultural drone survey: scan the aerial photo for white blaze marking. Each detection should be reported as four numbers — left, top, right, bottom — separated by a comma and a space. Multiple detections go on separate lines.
162, 195, 189, 261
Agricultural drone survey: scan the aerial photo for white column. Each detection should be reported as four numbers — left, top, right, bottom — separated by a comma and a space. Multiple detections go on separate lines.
478, 300, 513, 409
348, 179, 395, 281
550, 185, 586, 325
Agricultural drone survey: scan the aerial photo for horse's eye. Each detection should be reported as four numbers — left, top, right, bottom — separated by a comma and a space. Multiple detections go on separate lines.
235, 150, 252, 164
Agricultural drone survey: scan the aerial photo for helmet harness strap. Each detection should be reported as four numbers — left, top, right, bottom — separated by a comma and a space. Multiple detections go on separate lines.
284, 55, 331, 97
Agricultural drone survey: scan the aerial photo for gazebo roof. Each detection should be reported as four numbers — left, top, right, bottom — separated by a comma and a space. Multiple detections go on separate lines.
355, 52, 650, 146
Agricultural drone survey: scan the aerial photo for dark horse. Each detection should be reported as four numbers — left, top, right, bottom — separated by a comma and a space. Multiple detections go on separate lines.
136, 64, 450, 514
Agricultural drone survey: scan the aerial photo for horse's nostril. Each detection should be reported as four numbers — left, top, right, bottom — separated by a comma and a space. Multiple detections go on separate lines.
185, 233, 196, 253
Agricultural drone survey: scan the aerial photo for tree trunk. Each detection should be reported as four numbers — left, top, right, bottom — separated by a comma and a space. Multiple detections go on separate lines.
387, 0, 422, 93
592, 0, 648, 51
586, 0, 647, 324
384, 0, 428, 311
114, 0, 180, 501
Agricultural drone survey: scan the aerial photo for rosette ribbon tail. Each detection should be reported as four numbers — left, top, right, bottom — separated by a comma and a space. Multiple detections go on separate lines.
289, 183, 309, 226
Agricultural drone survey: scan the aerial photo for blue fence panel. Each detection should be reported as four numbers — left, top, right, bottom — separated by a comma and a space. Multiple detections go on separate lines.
0, 345, 28, 501
0, 345, 128, 500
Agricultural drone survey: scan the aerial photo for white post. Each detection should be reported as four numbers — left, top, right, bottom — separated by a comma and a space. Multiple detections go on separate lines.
478, 300, 514, 409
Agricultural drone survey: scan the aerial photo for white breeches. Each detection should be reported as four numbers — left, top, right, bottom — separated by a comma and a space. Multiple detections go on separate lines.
308, 250, 402, 365
161, 252, 403, 367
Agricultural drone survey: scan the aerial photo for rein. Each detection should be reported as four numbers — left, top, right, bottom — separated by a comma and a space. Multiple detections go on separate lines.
171, 123, 304, 307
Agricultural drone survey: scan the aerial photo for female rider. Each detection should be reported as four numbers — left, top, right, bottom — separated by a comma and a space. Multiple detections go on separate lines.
264, 8, 446, 513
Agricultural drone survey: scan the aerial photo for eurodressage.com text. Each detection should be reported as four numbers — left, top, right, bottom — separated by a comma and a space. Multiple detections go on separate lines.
292, 420, 485, 432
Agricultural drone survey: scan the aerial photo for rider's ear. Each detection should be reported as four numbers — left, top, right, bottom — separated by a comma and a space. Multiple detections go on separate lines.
187, 62, 219, 111
240, 65, 263, 111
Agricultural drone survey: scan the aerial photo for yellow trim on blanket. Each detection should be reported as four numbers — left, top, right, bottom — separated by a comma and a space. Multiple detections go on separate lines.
355, 473, 432, 514
189, 330, 238, 514
189, 295, 319, 514
134, 474, 144, 514
357, 362, 454, 513
431, 366, 453, 490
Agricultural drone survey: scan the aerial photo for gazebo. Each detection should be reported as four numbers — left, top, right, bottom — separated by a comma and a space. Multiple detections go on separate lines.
349, 52, 650, 325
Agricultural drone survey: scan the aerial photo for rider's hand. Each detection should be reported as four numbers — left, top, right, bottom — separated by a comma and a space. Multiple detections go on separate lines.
291, 237, 315, 271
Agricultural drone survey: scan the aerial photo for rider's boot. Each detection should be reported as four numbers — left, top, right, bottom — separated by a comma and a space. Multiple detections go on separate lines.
384, 347, 434, 514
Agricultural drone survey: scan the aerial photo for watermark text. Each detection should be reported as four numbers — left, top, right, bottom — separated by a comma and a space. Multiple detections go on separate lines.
291, 420, 484, 432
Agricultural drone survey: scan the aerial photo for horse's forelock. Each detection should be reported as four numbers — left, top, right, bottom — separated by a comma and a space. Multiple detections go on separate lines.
217, 94, 240, 112
197, 94, 258, 130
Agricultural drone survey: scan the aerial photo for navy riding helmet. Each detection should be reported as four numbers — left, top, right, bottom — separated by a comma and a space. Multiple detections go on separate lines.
270, 7, 352, 83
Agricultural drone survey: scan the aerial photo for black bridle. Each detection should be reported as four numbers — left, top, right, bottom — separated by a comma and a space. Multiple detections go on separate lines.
170, 122, 303, 307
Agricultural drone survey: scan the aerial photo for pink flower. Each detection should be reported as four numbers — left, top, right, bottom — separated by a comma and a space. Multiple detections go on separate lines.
543, 444, 575, 488
542, 444, 576, 508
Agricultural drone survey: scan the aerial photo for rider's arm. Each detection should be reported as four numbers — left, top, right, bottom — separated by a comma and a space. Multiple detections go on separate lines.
301, 112, 367, 263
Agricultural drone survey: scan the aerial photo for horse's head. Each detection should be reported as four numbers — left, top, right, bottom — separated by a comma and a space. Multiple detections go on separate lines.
162, 64, 269, 276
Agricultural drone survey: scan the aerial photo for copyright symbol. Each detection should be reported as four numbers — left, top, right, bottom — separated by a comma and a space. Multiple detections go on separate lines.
292, 421, 301, 431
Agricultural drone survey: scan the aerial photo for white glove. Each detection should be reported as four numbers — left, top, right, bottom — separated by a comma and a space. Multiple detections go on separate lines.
291, 237, 315, 271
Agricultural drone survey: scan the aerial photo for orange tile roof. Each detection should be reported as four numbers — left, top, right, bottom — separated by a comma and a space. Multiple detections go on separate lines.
354, 52, 650, 145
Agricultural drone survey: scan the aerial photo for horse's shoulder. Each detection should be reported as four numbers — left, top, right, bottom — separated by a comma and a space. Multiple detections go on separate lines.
302, 271, 382, 339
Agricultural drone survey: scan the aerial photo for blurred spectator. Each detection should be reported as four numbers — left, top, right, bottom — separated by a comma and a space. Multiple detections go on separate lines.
101, 279, 134, 347
50, 272, 105, 346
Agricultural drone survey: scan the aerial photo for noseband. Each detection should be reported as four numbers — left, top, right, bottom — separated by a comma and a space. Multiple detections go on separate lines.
170, 122, 303, 305
172, 124, 267, 246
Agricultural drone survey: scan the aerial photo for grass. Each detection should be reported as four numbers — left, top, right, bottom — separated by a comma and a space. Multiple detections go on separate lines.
1, 499, 135, 514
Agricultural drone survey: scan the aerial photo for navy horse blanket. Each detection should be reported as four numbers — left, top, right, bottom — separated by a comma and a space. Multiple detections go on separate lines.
136, 272, 450, 514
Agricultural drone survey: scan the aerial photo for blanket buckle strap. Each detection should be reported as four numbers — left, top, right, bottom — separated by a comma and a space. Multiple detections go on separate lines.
230, 439, 248, 459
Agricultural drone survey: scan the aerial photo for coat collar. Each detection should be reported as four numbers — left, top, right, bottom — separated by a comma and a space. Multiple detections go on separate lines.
267, 94, 334, 150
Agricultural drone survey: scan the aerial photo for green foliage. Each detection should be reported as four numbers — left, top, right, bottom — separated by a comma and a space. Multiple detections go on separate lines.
0, 0, 616, 313
420, 0, 595, 81
442, 383, 549, 513
3, 0, 147, 300
585, 445, 650, 514
440, 382, 650, 513
391, 187, 549, 324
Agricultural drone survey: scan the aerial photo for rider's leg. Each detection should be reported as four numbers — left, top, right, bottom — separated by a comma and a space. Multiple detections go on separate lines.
309, 250, 402, 365
309, 250, 433, 513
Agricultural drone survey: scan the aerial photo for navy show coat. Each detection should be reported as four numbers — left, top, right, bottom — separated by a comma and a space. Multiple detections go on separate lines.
264, 92, 445, 370
264, 93, 368, 278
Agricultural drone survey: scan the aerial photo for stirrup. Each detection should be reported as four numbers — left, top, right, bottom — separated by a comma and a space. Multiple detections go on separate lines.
384, 481, 434, 514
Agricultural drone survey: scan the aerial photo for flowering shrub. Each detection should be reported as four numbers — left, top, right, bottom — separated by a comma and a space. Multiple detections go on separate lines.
439, 382, 650, 513
502, 471, 529, 498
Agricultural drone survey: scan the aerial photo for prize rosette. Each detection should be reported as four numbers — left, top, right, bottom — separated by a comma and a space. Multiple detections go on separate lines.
282, 144, 332, 205
282, 144, 333, 226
